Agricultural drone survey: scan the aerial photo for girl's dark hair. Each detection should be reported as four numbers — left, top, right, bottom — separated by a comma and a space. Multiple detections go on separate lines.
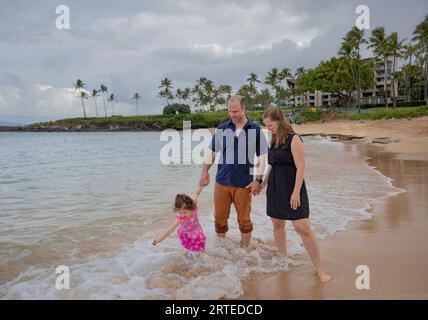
174, 194, 196, 211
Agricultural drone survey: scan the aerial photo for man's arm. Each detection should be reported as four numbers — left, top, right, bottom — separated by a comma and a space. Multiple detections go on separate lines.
246, 153, 267, 196
200, 148, 216, 187
246, 128, 269, 195
254, 153, 267, 180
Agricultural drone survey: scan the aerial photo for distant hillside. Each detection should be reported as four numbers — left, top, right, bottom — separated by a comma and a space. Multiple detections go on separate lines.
0, 120, 24, 126
1, 106, 427, 132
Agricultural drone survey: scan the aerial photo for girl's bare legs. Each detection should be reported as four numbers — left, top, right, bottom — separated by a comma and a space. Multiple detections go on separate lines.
271, 217, 288, 257
292, 218, 332, 283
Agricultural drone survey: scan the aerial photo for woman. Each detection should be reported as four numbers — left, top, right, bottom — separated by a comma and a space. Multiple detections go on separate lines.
262, 106, 331, 283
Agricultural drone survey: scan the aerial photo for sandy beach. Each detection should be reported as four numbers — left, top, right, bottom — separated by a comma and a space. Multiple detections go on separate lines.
240, 116, 428, 300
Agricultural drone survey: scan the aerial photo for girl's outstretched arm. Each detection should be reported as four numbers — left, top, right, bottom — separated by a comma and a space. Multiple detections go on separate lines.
191, 185, 204, 202
152, 219, 181, 245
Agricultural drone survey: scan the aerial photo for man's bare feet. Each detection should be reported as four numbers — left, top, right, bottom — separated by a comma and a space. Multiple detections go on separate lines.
278, 253, 289, 260
317, 270, 332, 283
239, 240, 249, 248
240, 232, 252, 248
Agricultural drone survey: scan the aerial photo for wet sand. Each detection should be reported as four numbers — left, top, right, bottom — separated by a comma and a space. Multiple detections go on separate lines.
240, 117, 428, 299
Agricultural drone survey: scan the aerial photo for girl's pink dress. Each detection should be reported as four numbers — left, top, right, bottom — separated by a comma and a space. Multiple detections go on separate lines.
176, 206, 206, 252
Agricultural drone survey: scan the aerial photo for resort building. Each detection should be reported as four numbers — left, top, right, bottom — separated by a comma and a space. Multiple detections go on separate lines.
286, 56, 399, 107
286, 79, 333, 107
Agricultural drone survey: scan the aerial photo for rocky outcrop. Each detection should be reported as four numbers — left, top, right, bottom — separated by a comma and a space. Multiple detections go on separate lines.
372, 137, 400, 144
0, 122, 167, 132
300, 133, 366, 141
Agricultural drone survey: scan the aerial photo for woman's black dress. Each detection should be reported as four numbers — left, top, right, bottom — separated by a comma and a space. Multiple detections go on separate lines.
266, 134, 310, 220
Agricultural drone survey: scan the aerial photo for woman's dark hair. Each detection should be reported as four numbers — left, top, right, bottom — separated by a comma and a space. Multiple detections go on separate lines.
263, 106, 295, 148
174, 194, 196, 211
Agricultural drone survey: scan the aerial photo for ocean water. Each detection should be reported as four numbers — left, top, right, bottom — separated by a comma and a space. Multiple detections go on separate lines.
0, 131, 405, 299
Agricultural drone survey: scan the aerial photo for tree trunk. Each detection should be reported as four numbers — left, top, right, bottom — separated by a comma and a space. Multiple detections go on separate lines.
356, 66, 361, 114
384, 58, 388, 108
425, 55, 428, 104
81, 97, 87, 118
393, 55, 397, 108
407, 55, 413, 101
102, 93, 107, 117
136, 101, 139, 116
93, 98, 99, 118
349, 60, 358, 108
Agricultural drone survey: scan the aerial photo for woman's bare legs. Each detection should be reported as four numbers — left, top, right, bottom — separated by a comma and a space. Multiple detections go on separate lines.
292, 218, 332, 283
271, 217, 288, 257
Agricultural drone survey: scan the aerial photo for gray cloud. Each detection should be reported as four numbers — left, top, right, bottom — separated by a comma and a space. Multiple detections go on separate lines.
0, 0, 427, 123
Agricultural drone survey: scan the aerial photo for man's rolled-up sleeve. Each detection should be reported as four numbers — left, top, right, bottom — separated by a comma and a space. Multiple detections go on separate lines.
256, 128, 269, 156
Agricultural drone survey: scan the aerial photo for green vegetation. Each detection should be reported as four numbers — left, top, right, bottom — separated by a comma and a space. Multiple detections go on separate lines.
346, 105, 428, 120
163, 103, 191, 115
295, 105, 428, 123
26, 106, 428, 131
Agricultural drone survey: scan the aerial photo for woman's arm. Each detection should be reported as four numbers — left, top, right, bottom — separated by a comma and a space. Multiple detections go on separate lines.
152, 219, 181, 245
290, 135, 305, 210
261, 165, 272, 189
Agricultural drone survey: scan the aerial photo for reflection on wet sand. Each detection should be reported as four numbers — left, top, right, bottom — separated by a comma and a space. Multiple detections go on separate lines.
240, 142, 428, 300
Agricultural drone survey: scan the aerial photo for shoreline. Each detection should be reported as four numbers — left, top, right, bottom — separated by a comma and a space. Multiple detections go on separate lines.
238, 117, 428, 299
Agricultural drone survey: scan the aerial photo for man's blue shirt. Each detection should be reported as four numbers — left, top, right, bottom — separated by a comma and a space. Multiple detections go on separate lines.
210, 117, 268, 188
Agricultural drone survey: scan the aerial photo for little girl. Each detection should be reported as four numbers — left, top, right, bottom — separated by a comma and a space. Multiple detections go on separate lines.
152, 185, 206, 252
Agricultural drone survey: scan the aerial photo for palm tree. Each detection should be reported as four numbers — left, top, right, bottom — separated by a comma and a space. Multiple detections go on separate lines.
181, 87, 192, 109
265, 68, 282, 105
175, 88, 183, 104
265, 67, 280, 90
218, 84, 233, 109
193, 77, 214, 111
279, 67, 293, 88
245, 73, 261, 107
73, 79, 85, 91
132, 92, 141, 116
415, 50, 425, 100
246, 73, 261, 86
91, 89, 100, 117
191, 84, 203, 112
340, 27, 367, 111
258, 88, 274, 107
158, 78, 174, 106
404, 42, 418, 100
368, 27, 391, 107
347, 27, 367, 110
388, 32, 406, 107
73, 79, 88, 118
203, 79, 216, 111
294, 66, 306, 79
107, 93, 116, 116
79, 91, 88, 118
100, 84, 108, 117
413, 14, 428, 104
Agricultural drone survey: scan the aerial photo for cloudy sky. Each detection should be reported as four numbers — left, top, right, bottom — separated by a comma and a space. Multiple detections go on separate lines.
0, 0, 427, 124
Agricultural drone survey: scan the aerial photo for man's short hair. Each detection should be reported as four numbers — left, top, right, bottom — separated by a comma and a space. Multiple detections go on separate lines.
228, 95, 246, 109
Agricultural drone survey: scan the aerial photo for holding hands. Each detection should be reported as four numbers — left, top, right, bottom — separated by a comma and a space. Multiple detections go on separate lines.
245, 180, 262, 196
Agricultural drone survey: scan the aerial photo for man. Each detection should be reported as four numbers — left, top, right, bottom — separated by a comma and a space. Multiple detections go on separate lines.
199, 95, 268, 247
